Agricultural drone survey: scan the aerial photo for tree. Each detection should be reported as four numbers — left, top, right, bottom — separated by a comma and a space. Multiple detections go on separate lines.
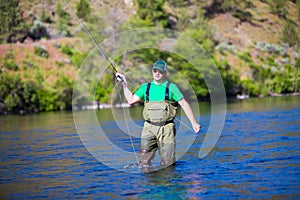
297, 0, 300, 21
0, 0, 28, 43
0, 73, 40, 114
54, 75, 74, 110
56, 0, 71, 36
130, 0, 170, 28
282, 20, 300, 47
206, 0, 253, 21
268, 0, 287, 18
76, 0, 91, 21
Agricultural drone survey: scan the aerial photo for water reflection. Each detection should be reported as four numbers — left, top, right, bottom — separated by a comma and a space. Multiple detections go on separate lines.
227, 96, 300, 113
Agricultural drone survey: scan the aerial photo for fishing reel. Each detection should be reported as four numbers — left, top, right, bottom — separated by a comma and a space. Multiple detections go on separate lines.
116, 74, 124, 82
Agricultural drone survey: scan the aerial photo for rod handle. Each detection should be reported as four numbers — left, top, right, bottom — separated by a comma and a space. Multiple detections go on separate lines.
116, 74, 124, 82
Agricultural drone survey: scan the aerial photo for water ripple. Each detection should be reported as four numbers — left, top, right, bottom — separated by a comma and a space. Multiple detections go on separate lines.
0, 97, 300, 198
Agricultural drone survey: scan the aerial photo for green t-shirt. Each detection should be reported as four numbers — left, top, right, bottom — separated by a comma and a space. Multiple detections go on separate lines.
134, 81, 184, 102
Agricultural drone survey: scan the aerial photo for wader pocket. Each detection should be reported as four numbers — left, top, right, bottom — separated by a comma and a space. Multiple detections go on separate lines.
143, 102, 168, 123
143, 101, 177, 123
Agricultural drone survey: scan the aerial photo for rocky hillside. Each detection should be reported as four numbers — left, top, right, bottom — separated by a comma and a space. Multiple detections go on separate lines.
0, 0, 299, 114
210, 0, 299, 81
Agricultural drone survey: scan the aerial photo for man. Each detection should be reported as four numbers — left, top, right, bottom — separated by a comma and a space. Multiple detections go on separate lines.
116, 60, 201, 168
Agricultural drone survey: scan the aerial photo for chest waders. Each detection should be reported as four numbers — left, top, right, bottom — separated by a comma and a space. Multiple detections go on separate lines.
142, 81, 178, 125
139, 81, 178, 168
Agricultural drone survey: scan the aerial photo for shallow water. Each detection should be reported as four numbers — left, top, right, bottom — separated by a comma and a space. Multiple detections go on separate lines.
0, 96, 299, 199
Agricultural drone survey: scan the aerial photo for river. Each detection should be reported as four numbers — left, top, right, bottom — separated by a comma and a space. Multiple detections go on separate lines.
0, 96, 299, 199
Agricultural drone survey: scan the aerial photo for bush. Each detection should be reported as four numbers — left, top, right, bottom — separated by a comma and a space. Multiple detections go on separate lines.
0, 0, 29, 43
76, 0, 91, 21
240, 79, 260, 96
3, 60, 18, 71
28, 19, 49, 40
40, 10, 52, 23
22, 60, 38, 69
61, 45, 73, 56
129, 0, 171, 28
281, 21, 300, 47
2, 51, 18, 71
54, 75, 74, 110
55, 0, 71, 36
37, 88, 59, 111
34, 46, 49, 58
267, 0, 287, 17
0, 73, 39, 114
61, 45, 86, 68
239, 52, 252, 62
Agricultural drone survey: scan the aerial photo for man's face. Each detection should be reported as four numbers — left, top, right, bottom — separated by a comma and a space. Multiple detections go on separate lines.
152, 68, 166, 82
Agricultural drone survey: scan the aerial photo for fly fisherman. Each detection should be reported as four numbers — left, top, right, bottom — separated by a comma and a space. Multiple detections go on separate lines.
116, 60, 201, 168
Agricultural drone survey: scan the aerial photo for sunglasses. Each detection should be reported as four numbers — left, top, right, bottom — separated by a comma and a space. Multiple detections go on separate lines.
152, 69, 165, 74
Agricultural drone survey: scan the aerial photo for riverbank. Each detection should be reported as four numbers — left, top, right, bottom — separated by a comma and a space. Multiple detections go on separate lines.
1, 93, 300, 116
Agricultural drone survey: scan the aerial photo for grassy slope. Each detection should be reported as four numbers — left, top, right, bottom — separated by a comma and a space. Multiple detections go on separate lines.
210, 0, 299, 80
0, 38, 79, 84
1, 0, 133, 89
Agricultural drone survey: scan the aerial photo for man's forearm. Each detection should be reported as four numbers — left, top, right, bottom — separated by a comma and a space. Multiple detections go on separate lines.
116, 72, 141, 105
179, 99, 197, 125
122, 83, 132, 103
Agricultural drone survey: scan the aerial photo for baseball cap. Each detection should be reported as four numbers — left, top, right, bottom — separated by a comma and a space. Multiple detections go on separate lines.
152, 60, 167, 72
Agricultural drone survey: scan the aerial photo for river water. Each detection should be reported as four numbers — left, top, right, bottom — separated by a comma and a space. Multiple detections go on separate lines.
0, 96, 299, 199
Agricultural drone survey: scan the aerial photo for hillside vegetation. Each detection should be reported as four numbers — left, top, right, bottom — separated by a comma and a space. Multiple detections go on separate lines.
0, 0, 299, 114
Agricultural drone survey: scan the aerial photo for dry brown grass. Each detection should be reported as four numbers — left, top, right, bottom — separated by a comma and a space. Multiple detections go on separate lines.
210, 0, 299, 80
0, 38, 80, 83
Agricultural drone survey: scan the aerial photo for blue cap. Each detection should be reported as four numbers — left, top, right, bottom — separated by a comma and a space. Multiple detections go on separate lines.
153, 60, 167, 72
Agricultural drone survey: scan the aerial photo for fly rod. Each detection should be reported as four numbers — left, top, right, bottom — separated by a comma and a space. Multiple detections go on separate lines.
63, 0, 123, 81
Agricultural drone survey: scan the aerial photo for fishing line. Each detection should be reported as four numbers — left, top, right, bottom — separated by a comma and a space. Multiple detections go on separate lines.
162, 108, 201, 162
63, 0, 139, 164
115, 78, 140, 165
171, 116, 202, 161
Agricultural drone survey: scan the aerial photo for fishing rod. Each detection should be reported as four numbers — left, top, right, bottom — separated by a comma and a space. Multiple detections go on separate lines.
64, 0, 140, 166
63, 0, 123, 82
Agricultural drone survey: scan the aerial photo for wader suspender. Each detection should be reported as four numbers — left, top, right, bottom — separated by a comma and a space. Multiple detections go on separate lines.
145, 81, 171, 102
144, 81, 176, 125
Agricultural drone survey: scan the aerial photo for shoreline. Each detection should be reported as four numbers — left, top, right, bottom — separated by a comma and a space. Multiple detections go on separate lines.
1, 93, 300, 116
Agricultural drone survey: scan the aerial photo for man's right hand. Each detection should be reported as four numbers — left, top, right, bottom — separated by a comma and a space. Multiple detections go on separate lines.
116, 72, 126, 83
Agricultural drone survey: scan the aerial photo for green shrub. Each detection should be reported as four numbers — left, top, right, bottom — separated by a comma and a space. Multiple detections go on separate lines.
40, 10, 52, 23
239, 52, 252, 62
55, 0, 70, 34
240, 79, 260, 96
0, 73, 40, 114
267, 0, 287, 17
55, 61, 64, 68
282, 21, 300, 47
297, 0, 300, 21
22, 60, 38, 69
28, 19, 49, 40
34, 46, 49, 58
61, 45, 73, 56
3, 60, 18, 71
37, 88, 59, 111
34, 70, 44, 84
0, 0, 29, 43
76, 0, 91, 21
